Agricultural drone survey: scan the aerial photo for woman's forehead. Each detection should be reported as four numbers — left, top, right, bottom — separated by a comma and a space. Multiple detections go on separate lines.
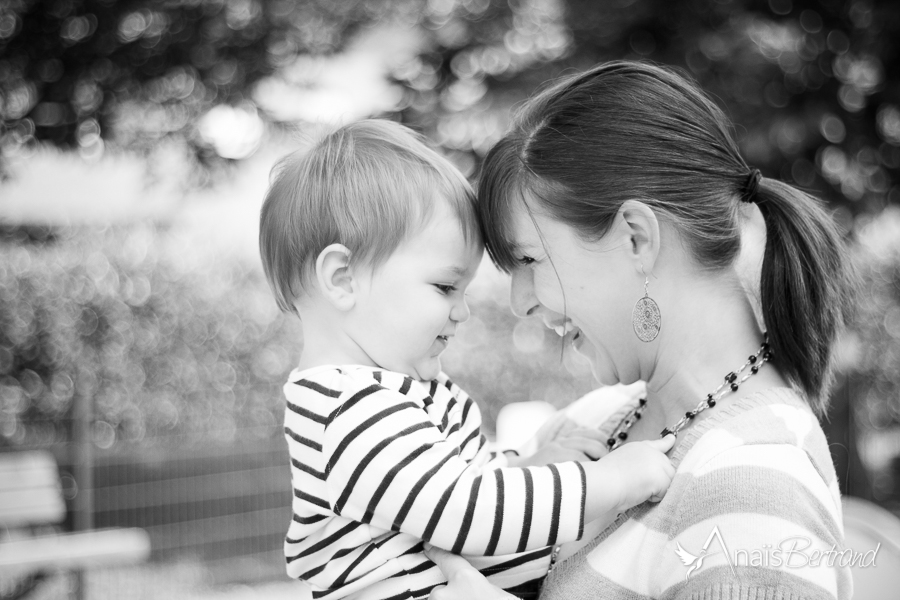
507, 194, 562, 248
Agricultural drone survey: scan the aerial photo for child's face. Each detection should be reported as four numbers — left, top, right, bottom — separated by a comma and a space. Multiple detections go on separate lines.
349, 201, 483, 381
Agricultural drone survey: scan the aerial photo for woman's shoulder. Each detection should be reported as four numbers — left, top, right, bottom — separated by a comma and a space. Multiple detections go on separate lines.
672, 388, 831, 472
667, 387, 841, 519
674, 387, 835, 482
648, 387, 848, 583
633, 388, 850, 599
543, 386, 851, 600
653, 384, 839, 507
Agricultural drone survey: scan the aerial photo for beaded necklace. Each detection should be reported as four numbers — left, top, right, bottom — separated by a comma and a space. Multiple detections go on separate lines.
547, 338, 773, 577
604, 338, 773, 451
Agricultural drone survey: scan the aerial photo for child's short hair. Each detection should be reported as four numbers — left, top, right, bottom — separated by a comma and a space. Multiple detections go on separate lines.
260, 119, 479, 315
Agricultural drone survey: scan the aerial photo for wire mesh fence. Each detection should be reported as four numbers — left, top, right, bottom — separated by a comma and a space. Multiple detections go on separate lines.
90, 439, 290, 581
3, 424, 293, 580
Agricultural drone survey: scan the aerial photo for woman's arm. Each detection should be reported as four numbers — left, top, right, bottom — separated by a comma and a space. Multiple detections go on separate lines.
424, 544, 518, 600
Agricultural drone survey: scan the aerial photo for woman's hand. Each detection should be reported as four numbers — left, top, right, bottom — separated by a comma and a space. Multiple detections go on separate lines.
534, 411, 580, 446
524, 429, 608, 465
424, 544, 518, 600
511, 412, 608, 466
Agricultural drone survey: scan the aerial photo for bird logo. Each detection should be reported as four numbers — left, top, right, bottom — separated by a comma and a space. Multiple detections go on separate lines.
673, 526, 735, 580
674, 542, 717, 580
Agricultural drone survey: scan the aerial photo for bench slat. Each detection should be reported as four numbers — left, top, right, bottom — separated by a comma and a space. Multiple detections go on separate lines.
0, 450, 151, 573
0, 467, 59, 492
0, 494, 65, 527
0, 451, 57, 474
0, 528, 151, 572
0, 451, 67, 526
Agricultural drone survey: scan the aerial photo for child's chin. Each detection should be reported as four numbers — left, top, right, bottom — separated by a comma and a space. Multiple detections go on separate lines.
415, 359, 441, 381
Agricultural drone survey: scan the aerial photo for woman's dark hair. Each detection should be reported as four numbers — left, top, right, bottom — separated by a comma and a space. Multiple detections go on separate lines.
478, 61, 853, 414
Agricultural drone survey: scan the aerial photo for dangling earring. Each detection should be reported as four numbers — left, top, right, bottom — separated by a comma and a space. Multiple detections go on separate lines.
632, 265, 661, 342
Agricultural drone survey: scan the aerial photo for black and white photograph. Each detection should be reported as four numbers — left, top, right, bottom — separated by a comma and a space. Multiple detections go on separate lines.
1, 0, 898, 598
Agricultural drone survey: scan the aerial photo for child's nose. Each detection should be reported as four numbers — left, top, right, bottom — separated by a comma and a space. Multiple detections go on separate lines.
451, 297, 470, 323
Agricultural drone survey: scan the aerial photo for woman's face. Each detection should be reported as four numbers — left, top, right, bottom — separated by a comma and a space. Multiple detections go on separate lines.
505, 196, 643, 385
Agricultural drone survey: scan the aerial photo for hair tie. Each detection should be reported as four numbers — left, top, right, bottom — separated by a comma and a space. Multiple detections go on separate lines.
741, 169, 762, 204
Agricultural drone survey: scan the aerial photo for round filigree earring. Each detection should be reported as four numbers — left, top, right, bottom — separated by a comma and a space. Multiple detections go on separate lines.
632, 266, 661, 342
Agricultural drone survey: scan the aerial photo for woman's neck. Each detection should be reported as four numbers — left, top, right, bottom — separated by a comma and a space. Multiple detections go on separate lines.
639, 271, 788, 432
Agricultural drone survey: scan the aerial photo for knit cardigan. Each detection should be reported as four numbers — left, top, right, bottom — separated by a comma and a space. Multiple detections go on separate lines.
540, 387, 853, 600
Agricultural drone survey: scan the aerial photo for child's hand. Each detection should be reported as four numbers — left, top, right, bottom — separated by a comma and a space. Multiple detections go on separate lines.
602, 435, 676, 511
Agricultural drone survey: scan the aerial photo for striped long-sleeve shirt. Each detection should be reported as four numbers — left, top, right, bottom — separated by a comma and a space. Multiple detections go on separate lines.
540, 387, 853, 600
283, 365, 588, 600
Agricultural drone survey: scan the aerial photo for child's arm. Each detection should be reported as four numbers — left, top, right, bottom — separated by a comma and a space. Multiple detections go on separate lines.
323, 384, 675, 556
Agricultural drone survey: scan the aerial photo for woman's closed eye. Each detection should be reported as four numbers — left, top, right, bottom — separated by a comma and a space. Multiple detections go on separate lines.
433, 283, 458, 295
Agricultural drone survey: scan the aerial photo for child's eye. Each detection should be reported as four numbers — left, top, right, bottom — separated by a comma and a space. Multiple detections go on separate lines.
517, 255, 536, 266
434, 284, 457, 295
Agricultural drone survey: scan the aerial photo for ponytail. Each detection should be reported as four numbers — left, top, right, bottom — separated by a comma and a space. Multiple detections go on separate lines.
755, 178, 853, 415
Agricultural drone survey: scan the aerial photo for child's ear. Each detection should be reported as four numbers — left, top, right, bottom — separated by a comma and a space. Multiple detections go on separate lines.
315, 244, 356, 311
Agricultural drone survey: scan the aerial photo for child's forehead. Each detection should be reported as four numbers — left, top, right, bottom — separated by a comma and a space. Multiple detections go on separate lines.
395, 213, 482, 267
407, 194, 479, 236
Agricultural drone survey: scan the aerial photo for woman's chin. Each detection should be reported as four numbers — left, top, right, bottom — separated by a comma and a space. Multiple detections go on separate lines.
590, 365, 620, 387
574, 335, 619, 386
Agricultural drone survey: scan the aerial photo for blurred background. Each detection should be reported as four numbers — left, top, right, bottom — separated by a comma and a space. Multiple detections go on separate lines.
1, 0, 899, 598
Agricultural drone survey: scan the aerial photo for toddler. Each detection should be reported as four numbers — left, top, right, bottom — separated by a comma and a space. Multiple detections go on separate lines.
259, 119, 675, 600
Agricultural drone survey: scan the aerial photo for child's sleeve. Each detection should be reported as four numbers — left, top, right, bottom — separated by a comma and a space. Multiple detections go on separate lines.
323, 379, 588, 556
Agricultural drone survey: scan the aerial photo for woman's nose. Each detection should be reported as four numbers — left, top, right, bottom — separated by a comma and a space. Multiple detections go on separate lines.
509, 267, 540, 318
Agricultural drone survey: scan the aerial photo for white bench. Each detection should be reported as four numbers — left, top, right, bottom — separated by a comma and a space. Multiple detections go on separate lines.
0, 451, 150, 593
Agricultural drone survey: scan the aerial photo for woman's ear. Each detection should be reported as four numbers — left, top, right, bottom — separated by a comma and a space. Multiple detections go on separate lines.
617, 200, 661, 275
315, 244, 356, 311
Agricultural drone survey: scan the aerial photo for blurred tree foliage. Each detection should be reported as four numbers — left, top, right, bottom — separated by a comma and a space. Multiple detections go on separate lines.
0, 227, 301, 448
0, 226, 592, 449
837, 208, 900, 505
0, 0, 411, 162
397, 0, 900, 218
2, 0, 899, 213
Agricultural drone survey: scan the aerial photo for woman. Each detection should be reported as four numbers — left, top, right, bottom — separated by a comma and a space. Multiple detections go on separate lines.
425, 61, 854, 599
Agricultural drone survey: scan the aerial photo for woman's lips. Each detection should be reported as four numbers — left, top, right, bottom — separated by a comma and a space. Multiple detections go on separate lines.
550, 321, 582, 347
572, 330, 584, 349
553, 322, 575, 336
